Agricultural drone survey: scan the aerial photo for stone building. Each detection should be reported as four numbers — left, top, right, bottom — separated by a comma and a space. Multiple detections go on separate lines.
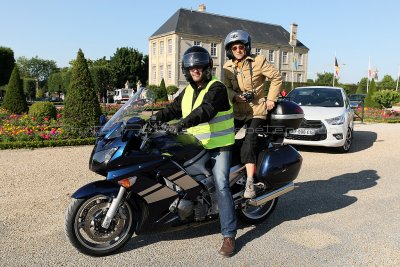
149, 4, 309, 90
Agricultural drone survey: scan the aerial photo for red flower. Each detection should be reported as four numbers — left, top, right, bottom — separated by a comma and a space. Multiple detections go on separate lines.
44, 117, 49, 121
56, 114, 62, 119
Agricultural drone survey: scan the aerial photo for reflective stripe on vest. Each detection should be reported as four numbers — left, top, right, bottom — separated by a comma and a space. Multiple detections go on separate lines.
182, 77, 235, 149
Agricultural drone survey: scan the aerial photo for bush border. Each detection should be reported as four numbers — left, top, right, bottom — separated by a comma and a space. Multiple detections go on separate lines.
0, 138, 96, 150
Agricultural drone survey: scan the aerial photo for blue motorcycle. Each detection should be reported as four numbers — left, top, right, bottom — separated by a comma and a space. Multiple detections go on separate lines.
64, 87, 304, 256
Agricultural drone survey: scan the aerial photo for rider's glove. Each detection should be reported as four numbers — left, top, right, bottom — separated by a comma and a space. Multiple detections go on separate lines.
166, 122, 183, 135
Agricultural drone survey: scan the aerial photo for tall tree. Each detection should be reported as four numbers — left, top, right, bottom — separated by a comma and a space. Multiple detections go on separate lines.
2, 66, 28, 114
0, 46, 15, 86
378, 75, 395, 90
23, 78, 37, 101
16, 56, 58, 88
90, 65, 115, 102
364, 79, 380, 108
158, 78, 168, 101
63, 49, 101, 138
356, 78, 368, 94
110, 47, 146, 88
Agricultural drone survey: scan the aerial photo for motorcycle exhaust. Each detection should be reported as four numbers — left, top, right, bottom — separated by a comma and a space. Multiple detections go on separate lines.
247, 182, 294, 207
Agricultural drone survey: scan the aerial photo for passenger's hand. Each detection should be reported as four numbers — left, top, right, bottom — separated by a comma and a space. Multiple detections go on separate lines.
234, 94, 246, 103
266, 100, 276, 111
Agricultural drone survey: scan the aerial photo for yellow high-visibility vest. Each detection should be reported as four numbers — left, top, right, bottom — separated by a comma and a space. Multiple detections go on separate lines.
182, 77, 235, 149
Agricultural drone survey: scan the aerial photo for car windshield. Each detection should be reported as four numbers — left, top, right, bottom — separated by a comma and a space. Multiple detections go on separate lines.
288, 88, 344, 107
100, 87, 154, 134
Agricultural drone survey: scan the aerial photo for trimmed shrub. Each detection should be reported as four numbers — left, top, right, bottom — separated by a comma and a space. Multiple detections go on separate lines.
2, 66, 28, 114
373, 90, 400, 108
364, 79, 380, 108
29, 101, 57, 119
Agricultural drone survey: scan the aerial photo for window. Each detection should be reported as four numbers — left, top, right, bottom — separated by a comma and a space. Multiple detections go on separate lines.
167, 64, 172, 80
298, 53, 303, 65
152, 65, 156, 81
281, 72, 287, 82
160, 41, 164, 55
297, 73, 302, 82
255, 48, 261, 55
159, 65, 164, 79
282, 52, 288, 64
211, 43, 217, 57
168, 39, 172, 54
268, 50, 274, 62
194, 41, 202, 46
212, 67, 217, 76
152, 42, 156, 56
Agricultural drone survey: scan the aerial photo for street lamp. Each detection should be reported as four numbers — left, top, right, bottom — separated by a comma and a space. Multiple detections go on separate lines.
289, 23, 298, 90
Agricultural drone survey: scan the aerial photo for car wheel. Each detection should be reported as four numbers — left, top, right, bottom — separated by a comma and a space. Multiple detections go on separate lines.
337, 127, 352, 153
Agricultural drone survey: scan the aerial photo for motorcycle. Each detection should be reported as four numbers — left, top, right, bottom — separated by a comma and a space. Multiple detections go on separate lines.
64, 87, 305, 256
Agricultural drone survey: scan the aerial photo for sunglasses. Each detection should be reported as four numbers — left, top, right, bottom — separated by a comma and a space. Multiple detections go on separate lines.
231, 45, 245, 51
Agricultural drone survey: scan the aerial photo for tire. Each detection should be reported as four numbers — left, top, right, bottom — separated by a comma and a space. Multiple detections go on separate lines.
337, 127, 353, 153
237, 197, 278, 224
65, 195, 136, 257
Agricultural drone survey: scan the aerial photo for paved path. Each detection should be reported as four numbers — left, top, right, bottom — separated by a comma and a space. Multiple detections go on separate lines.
0, 122, 399, 266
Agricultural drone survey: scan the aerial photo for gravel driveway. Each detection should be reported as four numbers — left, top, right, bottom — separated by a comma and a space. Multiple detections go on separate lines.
0, 122, 399, 266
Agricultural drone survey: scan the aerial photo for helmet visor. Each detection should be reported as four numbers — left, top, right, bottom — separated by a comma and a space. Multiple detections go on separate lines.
182, 52, 209, 68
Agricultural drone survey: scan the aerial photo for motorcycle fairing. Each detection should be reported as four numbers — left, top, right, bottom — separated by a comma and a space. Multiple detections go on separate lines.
71, 180, 120, 199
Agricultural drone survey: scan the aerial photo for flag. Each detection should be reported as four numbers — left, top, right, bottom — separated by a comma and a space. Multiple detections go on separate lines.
293, 55, 298, 70
368, 57, 372, 80
335, 57, 339, 77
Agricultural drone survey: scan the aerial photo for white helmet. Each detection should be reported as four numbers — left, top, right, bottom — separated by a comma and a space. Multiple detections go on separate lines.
224, 30, 251, 59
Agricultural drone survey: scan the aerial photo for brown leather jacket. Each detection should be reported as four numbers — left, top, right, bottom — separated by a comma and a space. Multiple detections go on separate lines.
223, 54, 282, 121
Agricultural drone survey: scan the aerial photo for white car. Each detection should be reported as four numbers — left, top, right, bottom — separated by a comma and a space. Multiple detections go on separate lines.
284, 86, 354, 152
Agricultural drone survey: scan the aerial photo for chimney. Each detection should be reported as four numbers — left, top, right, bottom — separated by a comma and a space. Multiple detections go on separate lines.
198, 4, 206, 12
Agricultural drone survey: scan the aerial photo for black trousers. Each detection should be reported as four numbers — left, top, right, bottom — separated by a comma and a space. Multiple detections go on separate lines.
234, 118, 265, 164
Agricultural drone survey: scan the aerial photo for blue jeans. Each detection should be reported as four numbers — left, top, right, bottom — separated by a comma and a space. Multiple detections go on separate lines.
210, 148, 237, 238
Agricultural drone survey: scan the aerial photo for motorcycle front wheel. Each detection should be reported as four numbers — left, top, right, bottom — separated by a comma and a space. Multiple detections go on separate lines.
237, 197, 278, 224
65, 194, 136, 256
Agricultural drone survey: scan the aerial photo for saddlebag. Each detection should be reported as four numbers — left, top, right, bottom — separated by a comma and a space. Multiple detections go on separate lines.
266, 99, 304, 136
256, 144, 302, 188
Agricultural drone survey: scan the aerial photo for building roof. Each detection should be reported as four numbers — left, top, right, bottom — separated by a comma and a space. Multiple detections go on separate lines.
150, 8, 308, 49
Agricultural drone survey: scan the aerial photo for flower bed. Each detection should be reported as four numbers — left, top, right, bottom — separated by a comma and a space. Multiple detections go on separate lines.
355, 107, 400, 123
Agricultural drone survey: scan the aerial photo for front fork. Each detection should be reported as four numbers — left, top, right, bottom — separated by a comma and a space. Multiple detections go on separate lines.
101, 186, 126, 229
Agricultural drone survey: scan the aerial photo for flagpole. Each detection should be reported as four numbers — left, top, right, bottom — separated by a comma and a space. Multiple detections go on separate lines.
396, 66, 399, 91
333, 53, 336, 87
367, 56, 370, 93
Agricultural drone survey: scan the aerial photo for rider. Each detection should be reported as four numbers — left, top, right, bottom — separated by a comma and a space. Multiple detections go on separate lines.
223, 30, 282, 199
153, 46, 238, 257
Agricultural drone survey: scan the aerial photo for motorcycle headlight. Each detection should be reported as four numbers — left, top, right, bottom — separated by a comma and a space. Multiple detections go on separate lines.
93, 147, 119, 164
326, 114, 345, 125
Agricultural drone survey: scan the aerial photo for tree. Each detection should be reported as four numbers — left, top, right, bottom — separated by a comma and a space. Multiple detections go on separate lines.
90, 65, 115, 102
48, 72, 64, 99
166, 85, 179, 99
110, 47, 147, 88
356, 78, 368, 94
2, 66, 28, 114
16, 56, 58, 88
23, 78, 36, 101
0, 46, 15, 86
378, 75, 395, 90
314, 72, 338, 86
158, 78, 168, 101
364, 79, 380, 108
63, 49, 101, 138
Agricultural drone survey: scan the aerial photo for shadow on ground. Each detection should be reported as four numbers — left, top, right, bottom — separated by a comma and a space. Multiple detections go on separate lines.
122, 169, 379, 254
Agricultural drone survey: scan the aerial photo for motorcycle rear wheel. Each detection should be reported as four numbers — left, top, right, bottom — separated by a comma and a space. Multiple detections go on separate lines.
237, 197, 278, 224
65, 195, 136, 256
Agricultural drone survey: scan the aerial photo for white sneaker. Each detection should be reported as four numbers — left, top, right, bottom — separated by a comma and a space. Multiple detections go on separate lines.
243, 182, 256, 199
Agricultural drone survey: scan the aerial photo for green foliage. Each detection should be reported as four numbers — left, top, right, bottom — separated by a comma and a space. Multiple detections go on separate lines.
342, 84, 357, 95
36, 89, 45, 99
2, 66, 28, 114
110, 47, 148, 88
166, 85, 179, 97
63, 49, 101, 138
0, 46, 15, 86
158, 78, 168, 101
90, 65, 115, 102
47, 72, 64, 94
314, 72, 338, 86
0, 138, 96, 150
23, 78, 36, 100
373, 90, 400, 108
147, 84, 159, 102
378, 75, 395, 90
16, 56, 57, 88
29, 102, 57, 119
364, 79, 380, 108
356, 78, 368, 94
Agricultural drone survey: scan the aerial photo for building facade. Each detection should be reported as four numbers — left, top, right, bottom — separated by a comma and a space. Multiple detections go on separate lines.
149, 5, 309, 90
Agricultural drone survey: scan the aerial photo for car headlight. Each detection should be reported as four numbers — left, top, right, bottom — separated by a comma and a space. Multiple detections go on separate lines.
326, 114, 345, 125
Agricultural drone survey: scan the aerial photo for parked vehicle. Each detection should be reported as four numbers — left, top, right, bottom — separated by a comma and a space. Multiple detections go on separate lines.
284, 86, 354, 152
349, 93, 366, 108
113, 88, 135, 104
64, 88, 304, 256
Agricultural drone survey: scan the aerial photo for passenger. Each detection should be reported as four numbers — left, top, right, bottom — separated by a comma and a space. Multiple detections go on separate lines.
153, 46, 238, 257
223, 30, 282, 198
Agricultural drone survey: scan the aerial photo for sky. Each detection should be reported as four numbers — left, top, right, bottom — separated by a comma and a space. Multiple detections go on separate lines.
1, 0, 399, 84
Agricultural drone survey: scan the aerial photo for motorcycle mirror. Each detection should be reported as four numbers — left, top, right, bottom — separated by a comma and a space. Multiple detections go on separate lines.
99, 114, 108, 126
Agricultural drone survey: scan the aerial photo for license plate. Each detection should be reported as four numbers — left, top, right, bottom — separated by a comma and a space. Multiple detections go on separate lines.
289, 128, 315, 135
